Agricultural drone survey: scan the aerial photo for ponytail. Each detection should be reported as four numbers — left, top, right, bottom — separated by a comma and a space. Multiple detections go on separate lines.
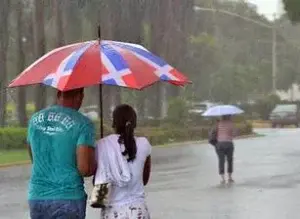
118, 122, 137, 162
113, 104, 137, 162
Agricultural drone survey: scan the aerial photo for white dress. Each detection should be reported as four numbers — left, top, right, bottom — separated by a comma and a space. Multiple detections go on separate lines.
95, 135, 152, 219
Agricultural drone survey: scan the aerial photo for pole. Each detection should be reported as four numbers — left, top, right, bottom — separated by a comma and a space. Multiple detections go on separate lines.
209, 2, 217, 100
98, 25, 104, 138
272, 15, 277, 93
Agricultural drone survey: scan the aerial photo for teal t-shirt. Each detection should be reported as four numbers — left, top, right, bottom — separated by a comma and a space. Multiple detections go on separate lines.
27, 105, 95, 200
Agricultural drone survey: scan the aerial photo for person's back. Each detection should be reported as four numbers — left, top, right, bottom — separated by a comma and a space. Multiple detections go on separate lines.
215, 115, 235, 184
94, 104, 151, 219
105, 135, 151, 205
217, 120, 234, 142
28, 105, 93, 200
27, 88, 96, 219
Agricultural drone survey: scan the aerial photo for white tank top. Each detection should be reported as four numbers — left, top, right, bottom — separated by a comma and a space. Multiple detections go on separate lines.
104, 135, 152, 206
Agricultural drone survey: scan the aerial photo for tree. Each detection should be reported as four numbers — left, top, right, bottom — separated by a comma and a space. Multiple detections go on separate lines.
53, 0, 65, 47
16, 1, 27, 127
63, 1, 83, 42
166, 0, 194, 97
187, 0, 297, 103
148, 0, 170, 118
0, 0, 10, 127
282, 0, 300, 23
33, 0, 47, 111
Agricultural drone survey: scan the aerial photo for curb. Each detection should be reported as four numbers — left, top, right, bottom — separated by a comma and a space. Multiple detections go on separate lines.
0, 160, 31, 168
0, 133, 260, 169
156, 133, 261, 148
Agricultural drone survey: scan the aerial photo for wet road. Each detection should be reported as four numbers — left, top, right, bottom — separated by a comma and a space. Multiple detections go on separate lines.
1, 128, 300, 219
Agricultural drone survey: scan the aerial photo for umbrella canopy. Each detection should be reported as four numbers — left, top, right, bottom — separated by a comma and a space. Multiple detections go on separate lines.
9, 40, 190, 91
202, 105, 244, 117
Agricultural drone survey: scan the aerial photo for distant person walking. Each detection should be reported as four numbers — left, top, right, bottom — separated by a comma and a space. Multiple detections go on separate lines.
215, 115, 235, 184
27, 88, 96, 219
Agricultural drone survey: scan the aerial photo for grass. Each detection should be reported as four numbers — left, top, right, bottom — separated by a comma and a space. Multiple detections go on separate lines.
0, 133, 260, 166
0, 150, 29, 165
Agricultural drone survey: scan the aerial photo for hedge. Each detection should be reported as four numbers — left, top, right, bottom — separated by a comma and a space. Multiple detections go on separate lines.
0, 128, 27, 150
0, 122, 253, 150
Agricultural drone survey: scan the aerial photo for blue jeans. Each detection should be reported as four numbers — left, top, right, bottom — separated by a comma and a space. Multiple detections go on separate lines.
29, 200, 86, 219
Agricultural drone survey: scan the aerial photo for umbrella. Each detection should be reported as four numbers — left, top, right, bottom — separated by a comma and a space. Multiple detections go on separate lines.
9, 40, 189, 90
202, 105, 244, 117
8, 27, 191, 137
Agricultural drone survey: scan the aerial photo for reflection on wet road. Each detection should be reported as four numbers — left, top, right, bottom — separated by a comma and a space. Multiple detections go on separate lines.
1, 128, 300, 219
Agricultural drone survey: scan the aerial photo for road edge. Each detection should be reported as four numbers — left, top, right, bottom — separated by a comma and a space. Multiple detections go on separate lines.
156, 133, 261, 148
0, 133, 261, 169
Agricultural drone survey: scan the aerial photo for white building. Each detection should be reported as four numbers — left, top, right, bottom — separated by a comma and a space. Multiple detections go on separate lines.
276, 84, 300, 101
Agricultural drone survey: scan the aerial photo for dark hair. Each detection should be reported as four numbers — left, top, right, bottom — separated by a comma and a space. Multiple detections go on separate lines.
57, 88, 84, 99
112, 104, 137, 162
222, 115, 231, 120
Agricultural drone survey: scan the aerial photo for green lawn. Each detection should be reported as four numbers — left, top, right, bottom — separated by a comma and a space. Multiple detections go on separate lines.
0, 150, 29, 165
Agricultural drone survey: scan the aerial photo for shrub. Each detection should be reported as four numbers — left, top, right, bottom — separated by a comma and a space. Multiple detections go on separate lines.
253, 94, 281, 120
0, 122, 253, 150
0, 128, 27, 150
167, 97, 188, 126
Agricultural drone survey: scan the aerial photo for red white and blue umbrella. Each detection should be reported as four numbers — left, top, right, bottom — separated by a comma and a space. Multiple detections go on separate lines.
9, 40, 190, 91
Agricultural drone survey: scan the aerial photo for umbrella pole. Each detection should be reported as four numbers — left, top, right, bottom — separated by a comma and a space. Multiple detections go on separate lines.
98, 25, 104, 139
99, 84, 104, 138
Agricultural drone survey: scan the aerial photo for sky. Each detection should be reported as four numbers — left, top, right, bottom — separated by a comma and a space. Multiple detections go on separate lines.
247, 0, 284, 19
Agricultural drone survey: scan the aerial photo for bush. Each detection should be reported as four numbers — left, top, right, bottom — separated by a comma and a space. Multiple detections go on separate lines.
166, 98, 188, 126
0, 128, 27, 150
253, 94, 281, 120
0, 122, 253, 150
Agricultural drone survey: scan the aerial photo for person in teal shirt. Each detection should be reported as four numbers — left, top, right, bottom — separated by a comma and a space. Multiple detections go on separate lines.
27, 88, 96, 219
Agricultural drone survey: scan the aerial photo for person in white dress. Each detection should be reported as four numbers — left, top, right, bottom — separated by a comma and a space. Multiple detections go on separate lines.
94, 104, 152, 219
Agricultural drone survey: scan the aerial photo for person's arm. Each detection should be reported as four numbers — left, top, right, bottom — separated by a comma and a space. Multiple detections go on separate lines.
27, 144, 33, 163
77, 146, 96, 177
76, 122, 96, 177
143, 138, 152, 186
27, 121, 33, 163
143, 155, 151, 186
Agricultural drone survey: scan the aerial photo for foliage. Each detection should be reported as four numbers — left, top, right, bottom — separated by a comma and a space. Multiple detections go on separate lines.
166, 98, 188, 126
0, 127, 27, 150
3, 0, 300, 126
282, 0, 300, 23
250, 94, 281, 120
188, 0, 300, 103
0, 122, 252, 150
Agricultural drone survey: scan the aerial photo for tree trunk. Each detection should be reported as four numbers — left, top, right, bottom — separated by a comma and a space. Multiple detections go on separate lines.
34, 0, 47, 111
107, 0, 124, 106
64, 1, 82, 43
128, 0, 146, 119
16, 1, 27, 127
0, 0, 10, 127
54, 0, 65, 47
149, 0, 170, 119
167, 0, 194, 97
49, 0, 65, 104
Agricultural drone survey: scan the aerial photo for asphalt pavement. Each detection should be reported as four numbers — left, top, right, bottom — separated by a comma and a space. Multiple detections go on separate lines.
1, 128, 300, 219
